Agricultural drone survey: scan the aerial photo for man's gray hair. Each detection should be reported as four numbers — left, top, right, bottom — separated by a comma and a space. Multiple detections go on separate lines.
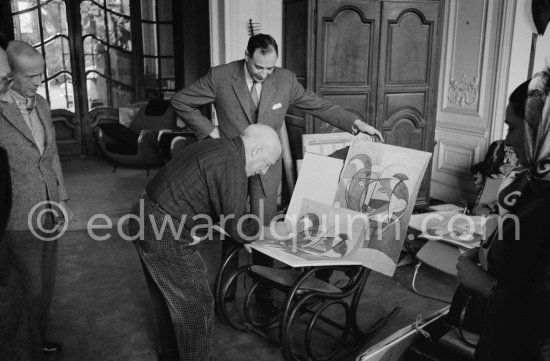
241, 124, 282, 159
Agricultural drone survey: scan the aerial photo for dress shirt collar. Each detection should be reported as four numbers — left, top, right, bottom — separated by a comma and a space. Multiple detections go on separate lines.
3, 89, 36, 111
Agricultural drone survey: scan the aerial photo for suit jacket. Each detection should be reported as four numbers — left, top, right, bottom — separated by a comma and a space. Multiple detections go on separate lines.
0, 147, 11, 236
0, 95, 68, 231
171, 59, 357, 195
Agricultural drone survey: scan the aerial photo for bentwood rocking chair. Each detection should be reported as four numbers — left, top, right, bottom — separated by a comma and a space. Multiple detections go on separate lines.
214, 244, 400, 361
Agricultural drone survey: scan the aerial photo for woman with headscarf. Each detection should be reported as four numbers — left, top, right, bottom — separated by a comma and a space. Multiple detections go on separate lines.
456, 70, 550, 361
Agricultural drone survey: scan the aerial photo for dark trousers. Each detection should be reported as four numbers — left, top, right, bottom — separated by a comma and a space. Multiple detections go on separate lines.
2, 230, 58, 361
131, 196, 214, 361
221, 175, 278, 299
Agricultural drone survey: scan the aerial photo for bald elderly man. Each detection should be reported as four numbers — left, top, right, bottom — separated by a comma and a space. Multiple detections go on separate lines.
130, 124, 281, 361
0, 40, 72, 357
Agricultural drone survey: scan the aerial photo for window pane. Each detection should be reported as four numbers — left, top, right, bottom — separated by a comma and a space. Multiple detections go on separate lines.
158, 1, 172, 22
142, 23, 157, 56
36, 82, 47, 102
144, 57, 158, 78
42, 0, 68, 39
162, 79, 175, 90
45, 37, 71, 77
13, 10, 40, 45
159, 24, 173, 56
108, 0, 131, 16
83, 36, 107, 74
11, 0, 37, 12
161, 58, 174, 78
107, 12, 132, 50
87, 73, 107, 109
50, 76, 74, 111
81, 1, 106, 42
141, 0, 156, 21
109, 48, 134, 84
111, 84, 134, 108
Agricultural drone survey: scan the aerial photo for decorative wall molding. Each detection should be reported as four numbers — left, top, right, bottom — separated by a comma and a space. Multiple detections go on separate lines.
432, 0, 516, 202
438, 0, 491, 118
490, 0, 516, 142
447, 74, 479, 106
436, 139, 477, 177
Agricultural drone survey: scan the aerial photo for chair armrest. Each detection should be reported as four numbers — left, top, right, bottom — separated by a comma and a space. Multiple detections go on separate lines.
157, 129, 197, 161
157, 128, 195, 143
138, 129, 158, 144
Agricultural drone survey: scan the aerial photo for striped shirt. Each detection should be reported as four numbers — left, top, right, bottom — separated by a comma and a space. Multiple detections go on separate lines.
146, 137, 253, 242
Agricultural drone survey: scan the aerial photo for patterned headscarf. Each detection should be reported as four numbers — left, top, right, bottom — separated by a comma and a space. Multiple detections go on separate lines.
498, 70, 550, 215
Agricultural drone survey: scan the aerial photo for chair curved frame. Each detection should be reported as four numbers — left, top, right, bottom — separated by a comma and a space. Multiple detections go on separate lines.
215, 244, 400, 361
97, 128, 164, 168
91, 104, 167, 169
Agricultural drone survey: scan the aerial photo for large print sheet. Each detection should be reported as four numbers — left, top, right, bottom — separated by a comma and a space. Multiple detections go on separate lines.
252, 137, 432, 276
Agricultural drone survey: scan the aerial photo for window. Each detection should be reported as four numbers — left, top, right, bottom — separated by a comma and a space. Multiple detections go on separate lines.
10, 0, 175, 112
12, 0, 74, 110
81, 0, 135, 109
140, 0, 175, 99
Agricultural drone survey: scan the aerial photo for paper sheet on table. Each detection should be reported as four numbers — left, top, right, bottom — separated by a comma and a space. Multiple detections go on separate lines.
408, 211, 491, 249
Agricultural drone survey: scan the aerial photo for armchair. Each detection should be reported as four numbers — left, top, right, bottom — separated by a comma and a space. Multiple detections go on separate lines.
94, 99, 178, 171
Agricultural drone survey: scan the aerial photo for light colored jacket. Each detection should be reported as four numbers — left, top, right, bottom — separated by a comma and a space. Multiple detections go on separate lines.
0, 94, 68, 230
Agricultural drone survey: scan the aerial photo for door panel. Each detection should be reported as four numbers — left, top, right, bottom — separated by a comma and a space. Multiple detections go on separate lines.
383, 108, 426, 150
313, 94, 369, 133
315, 0, 380, 128
386, 10, 432, 84
377, 2, 440, 206
322, 9, 374, 86
384, 91, 427, 117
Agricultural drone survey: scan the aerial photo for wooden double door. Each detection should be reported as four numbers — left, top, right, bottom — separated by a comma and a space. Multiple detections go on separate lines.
284, 0, 443, 206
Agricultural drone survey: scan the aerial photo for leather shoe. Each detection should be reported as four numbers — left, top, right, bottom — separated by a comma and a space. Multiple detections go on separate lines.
43, 341, 62, 354
255, 298, 279, 315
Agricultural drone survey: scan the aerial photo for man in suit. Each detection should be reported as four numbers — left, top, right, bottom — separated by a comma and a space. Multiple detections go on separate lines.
172, 34, 383, 310
0, 40, 72, 358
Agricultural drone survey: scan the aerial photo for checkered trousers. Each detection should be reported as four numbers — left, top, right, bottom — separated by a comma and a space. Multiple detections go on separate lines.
130, 194, 214, 361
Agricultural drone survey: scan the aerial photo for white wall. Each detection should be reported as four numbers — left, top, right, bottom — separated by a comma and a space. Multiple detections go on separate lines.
210, 0, 282, 67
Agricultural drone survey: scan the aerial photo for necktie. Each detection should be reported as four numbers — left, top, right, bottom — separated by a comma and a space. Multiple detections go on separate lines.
250, 81, 259, 123
250, 81, 259, 108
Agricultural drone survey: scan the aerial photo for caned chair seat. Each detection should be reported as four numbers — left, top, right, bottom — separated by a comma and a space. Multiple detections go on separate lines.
249, 265, 341, 294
